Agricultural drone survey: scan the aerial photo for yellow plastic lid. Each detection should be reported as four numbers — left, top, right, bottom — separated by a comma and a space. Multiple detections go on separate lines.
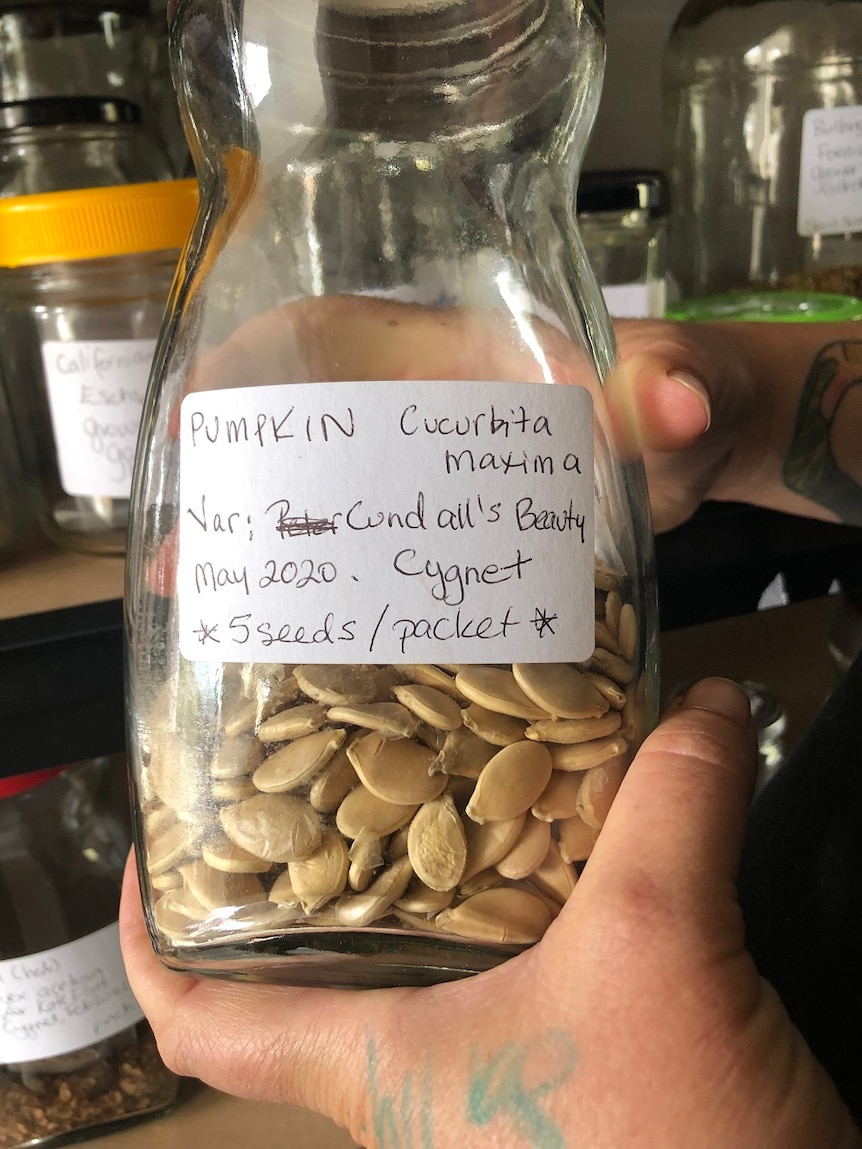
0, 178, 200, 269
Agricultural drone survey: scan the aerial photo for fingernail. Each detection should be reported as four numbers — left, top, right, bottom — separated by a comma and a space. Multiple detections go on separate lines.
668, 371, 712, 432
682, 678, 752, 728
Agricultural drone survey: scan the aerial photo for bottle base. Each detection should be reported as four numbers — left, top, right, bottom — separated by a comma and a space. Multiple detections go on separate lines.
154, 928, 523, 989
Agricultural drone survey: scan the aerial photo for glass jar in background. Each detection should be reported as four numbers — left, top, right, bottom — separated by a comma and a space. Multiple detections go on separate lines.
577, 169, 671, 319
0, 178, 198, 554
664, 0, 862, 298
0, 759, 179, 1149
0, 97, 174, 197
126, 0, 659, 989
0, 0, 155, 109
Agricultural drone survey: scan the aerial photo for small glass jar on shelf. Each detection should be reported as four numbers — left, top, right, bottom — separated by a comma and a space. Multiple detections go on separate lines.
664, 0, 862, 297
0, 757, 179, 1149
576, 169, 671, 319
0, 178, 198, 554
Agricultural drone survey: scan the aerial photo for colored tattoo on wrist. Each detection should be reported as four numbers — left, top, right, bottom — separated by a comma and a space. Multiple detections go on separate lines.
363, 1029, 579, 1148
783, 340, 862, 524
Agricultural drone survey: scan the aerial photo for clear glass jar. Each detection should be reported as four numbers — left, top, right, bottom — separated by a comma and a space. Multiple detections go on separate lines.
0, 759, 179, 1149
577, 169, 670, 318
0, 1, 155, 109
0, 97, 174, 198
664, 0, 862, 297
126, 0, 658, 989
0, 179, 198, 554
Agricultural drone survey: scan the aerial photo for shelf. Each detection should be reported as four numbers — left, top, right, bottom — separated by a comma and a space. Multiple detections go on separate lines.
0, 538, 126, 776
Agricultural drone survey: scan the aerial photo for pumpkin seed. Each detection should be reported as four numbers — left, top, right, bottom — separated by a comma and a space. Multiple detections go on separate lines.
294, 664, 378, 706
327, 702, 418, 739
308, 745, 359, 812
201, 834, 273, 874
394, 663, 461, 698
461, 703, 527, 746
436, 888, 552, 945
219, 793, 323, 863
547, 737, 629, 772
288, 827, 350, 913
179, 860, 266, 912
589, 648, 635, 686
211, 735, 264, 779
253, 729, 346, 793
461, 813, 527, 882
392, 684, 463, 731
512, 663, 608, 720
257, 703, 329, 742
455, 667, 550, 720
334, 855, 414, 927
407, 794, 468, 892
529, 839, 578, 904
531, 770, 585, 822
347, 732, 445, 805
525, 711, 622, 745
577, 758, 628, 829
557, 815, 600, 864
430, 727, 496, 779
335, 784, 419, 839
465, 742, 552, 824
495, 816, 552, 880
618, 603, 637, 662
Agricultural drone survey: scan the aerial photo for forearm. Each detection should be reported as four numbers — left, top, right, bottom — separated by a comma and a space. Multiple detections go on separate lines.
707, 321, 862, 526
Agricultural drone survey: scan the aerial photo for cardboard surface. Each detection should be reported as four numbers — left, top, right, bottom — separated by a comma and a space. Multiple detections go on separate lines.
0, 537, 125, 620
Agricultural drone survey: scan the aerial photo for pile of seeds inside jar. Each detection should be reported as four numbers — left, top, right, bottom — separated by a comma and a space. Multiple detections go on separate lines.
0, 1029, 176, 1149
141, 564, 640, 950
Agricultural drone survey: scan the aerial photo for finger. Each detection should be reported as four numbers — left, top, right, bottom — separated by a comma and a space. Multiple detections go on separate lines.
604, 354, 712, 460
581, 678, 758, 909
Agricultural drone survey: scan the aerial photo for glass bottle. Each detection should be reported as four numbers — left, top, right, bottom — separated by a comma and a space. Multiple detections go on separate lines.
126, 0, 658, 988
0, 1, 155, 110
0, 759, 179, 1149
664, 0, 862, 297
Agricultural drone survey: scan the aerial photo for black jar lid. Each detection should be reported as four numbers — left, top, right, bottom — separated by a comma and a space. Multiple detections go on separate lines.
0, 97, 142, 131
577, 169, 670, 218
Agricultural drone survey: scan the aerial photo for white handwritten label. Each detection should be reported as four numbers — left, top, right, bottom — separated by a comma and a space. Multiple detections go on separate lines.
798, 106, 862, 237
0, 924, 145, 1064
41, 339, 156, 499
178, 380, 596, 665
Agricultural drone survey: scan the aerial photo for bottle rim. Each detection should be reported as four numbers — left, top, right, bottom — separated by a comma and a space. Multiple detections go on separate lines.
0, 178, 199, 269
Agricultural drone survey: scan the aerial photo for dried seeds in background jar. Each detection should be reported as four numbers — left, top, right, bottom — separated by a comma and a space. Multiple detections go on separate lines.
125, 0, 659, 988
0, 760, 179, 1149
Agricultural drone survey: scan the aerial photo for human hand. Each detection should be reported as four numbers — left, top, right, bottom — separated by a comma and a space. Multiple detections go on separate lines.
120, 679, 862, 1149
608, 319, 756, 533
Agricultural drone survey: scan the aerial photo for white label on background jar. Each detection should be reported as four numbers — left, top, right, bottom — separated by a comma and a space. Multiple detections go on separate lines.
798, 106, 862, 237
0, 923, 145, 1064
41, 339, 156, 499
601, 281, 668, 320
178, 380, 596, 665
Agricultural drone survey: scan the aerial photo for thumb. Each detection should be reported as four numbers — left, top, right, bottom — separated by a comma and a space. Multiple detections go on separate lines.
581, 678, 759, 910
